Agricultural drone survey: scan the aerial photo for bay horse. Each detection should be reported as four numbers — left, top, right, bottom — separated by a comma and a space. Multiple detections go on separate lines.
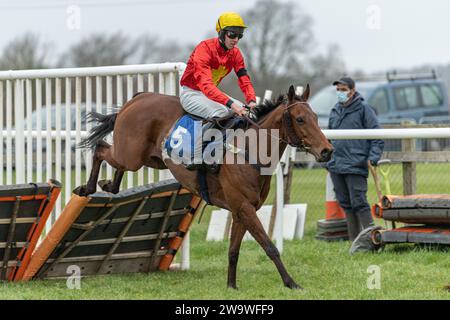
78, 84, 333, 289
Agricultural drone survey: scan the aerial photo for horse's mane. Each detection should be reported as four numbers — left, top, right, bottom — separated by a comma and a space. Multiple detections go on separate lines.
252, 95, 287, 120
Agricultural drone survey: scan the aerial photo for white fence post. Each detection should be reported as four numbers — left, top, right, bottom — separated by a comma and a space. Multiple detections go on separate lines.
26, 79, 33, 183
137, 74, 145, 186
45, 78, 52, 184
75, 77, 82, 188
263, 90, 272, 102
36, 79, 43, 183
65, 78, 72, 204
14, 80, 25, 183
85, 76, 92, 179
6, 80, 12, 184
55, 77, 62, 219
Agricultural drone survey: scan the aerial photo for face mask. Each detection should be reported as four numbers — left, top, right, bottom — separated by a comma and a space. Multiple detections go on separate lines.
337, 91, 350, 104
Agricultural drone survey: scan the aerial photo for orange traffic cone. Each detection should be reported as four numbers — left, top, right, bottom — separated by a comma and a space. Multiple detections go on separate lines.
316, 173, 349, 241
324, 173, 346, 220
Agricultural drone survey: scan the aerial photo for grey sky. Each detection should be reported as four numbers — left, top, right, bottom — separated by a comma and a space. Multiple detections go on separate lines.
0, 0, 449, 73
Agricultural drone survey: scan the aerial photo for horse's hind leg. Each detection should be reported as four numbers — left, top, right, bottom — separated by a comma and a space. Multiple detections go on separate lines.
81, 142, 106, 196
99, 169, 124, 194
227, 219, 247, 289
83, 140, 118, 196
238, 201, 302, 290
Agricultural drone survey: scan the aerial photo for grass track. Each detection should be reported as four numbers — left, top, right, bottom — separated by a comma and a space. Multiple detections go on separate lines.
1, 164, 449, 299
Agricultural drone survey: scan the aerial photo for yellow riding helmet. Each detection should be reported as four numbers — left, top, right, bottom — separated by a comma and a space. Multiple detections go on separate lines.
215, 12, 247, 33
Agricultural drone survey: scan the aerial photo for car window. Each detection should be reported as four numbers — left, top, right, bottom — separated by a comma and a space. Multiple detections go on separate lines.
309, 84, 377, 116
420, 84, 443, 107
309, 87, 337, 116
368, 89, 389, 114
393, 86, 419, 110
30, 104, 101, 130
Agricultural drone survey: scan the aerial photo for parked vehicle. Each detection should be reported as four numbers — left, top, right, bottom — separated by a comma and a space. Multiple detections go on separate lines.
310, 71, 449, 128
309, 71, 450, 152
3, 103, 108, 169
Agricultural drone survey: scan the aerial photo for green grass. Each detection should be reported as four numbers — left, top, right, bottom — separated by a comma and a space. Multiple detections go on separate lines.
1, 164, 449, 299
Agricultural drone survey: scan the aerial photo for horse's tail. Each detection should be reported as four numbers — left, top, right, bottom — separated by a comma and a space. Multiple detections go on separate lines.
78, 112, 118, 150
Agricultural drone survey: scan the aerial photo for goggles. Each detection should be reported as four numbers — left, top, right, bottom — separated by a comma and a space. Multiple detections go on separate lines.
225, 30, 243, 40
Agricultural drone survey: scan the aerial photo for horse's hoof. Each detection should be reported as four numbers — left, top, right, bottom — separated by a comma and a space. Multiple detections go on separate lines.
74, 185, 87, 197
98, 179, 112, 190
286, 281, 303, 290
227, 284, 239, 290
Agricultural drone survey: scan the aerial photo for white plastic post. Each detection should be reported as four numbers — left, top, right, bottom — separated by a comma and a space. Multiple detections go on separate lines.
181, 232, 190, 270
75, 77, 82, 188
6, 80, 12, 184
26, 79, 33, 183
85, 76, 92, 176
14, 80, 25, 184
274, 162, 284, 253
282, 147, 290, 175
263, 90, 272, 101
55, 78, 62, 218
35, 79, 43, 183
96, 76, 103, 186
137, 74, 145, 186
45, 78, 53, 181
116, 75, 131, 188
65, 78, 72, 204
44, 78, 53, 235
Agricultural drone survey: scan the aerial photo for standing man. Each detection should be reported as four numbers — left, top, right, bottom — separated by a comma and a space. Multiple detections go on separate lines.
327, 77, 384, 241
179, 12, 256, 119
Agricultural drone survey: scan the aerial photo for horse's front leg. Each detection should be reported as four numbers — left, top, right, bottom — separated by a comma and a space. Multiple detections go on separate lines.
238, 201, 302, 290
227, 218, 247, 289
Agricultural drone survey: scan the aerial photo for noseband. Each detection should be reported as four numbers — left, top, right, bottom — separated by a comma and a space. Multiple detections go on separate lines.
282, 102, 311, 151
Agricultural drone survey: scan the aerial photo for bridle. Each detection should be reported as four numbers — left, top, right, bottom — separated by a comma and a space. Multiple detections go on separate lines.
282, 101, 311, 151
244, 100, 311, 152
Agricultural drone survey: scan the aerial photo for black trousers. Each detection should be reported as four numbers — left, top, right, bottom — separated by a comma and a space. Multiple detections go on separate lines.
330, 172, 375, 241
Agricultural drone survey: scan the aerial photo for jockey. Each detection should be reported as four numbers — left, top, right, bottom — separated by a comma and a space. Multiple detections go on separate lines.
179, 12, 257, 119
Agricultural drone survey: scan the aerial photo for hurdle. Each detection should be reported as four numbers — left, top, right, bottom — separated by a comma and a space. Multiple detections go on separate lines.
372, 194, 450, 246
0, 180, 61, 281
22, 179, 203, 280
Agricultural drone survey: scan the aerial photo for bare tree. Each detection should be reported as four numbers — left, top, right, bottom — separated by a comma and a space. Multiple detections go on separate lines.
59, 32, 138, 67
296, 44, 347, 90
135, 34, 193, 63
0, 32, 51, 70
239, 0, 314, 91
220, 0, 346, 99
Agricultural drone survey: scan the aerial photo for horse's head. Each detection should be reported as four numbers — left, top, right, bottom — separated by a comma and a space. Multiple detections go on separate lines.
283, 84, 333, 162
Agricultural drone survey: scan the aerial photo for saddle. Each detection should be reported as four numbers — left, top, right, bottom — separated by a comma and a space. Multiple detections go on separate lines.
163, 109, 258, 205
163, 109, 257, 174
